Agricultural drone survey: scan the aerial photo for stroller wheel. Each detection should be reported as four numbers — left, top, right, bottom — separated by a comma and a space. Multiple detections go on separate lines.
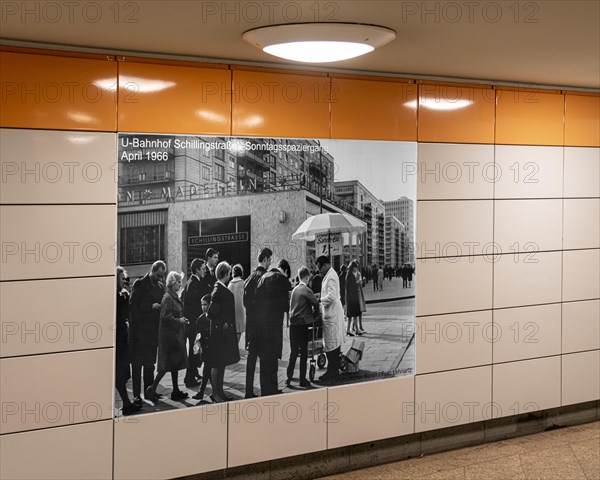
309, 364, 316, 382
317, 353, 327, 369
339, 357, 348, 372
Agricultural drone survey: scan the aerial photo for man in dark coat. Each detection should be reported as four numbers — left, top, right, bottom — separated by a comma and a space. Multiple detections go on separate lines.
401, 264, 408, 288
182, 258, 211, 387
255, 258, 291, 396
128, 260, 166, 403
309, 269, 323, 294
203, 248, 219, 292
287, 265, 320, 387
243, 247, 272, 398
338, 264, 347, 308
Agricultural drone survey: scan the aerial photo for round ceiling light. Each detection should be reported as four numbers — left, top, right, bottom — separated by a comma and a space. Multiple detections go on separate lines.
243, 23, 396, 63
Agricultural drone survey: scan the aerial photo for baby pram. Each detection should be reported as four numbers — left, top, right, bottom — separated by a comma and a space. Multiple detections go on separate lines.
307, 322, 327, 382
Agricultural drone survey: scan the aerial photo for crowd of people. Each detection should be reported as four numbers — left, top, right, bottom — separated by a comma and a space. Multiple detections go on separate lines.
363, 263, 415, 291
115, 247, 375, 416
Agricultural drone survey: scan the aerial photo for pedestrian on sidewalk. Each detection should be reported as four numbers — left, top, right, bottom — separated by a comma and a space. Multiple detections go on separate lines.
287, 266, 319, 388
243, 247, 272, 399
401, 264, 408, 288
129, 260, 165, 404
207, 262, 240, 403
193, 294, 213, 403
145, 271, 189, 403
345, 261, 361, 336
255, 259, 292, 396
371, 264, 378, 291
115, 266, 141, 416
356, 264, 367, 334
228, 263, 246, 344
182, 258, 210, 388
316, 256, 345, 383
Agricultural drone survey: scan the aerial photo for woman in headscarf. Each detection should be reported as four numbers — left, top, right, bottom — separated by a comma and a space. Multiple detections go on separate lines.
145, 271, 189, 402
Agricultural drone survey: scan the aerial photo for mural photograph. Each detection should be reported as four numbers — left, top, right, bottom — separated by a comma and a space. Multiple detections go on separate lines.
114, 134, 416, 417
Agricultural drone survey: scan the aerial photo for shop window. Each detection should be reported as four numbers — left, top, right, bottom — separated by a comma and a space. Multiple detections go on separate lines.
120, 225, 165, 265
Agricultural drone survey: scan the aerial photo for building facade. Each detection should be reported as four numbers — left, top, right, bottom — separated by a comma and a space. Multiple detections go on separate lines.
333, 180, 386, 268
118, 135, 364, 278
385, 215, 406, 269
384, 197, 415, 263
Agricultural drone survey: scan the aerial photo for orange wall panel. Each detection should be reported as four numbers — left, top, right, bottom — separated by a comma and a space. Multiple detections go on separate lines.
495, 89, 564, 146
330, 78, 417, 141
418, 84, 495, 144
565, 94, 600, 147
0, 52, 117, 131
231, 70, 330, 138
118, 61, 231, 135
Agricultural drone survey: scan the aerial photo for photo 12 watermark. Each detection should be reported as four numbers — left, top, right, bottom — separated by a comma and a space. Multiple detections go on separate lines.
401, 161, 540, 185
199, 1, 340, 23
399, 1, 541, 24
1, 241, 116, 265
414, 241, 541, 263
1, 1, 140, 24
200, 80, 336, 105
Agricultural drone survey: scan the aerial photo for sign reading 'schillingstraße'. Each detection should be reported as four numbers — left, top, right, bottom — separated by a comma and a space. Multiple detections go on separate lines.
188, 233, 249, 246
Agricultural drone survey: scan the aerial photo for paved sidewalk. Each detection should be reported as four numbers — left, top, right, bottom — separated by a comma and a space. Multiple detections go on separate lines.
363, 277, 415, 303
115, 297, 416, 417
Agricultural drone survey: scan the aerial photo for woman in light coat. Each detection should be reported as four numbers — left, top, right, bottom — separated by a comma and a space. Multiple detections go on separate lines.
228, 263, 246, 343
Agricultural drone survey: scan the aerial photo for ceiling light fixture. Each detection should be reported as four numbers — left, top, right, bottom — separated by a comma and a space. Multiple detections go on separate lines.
243, 23, 396, 63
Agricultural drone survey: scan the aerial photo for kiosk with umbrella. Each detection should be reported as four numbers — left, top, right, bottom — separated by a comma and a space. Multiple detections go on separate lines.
292, 212, 367, 261
292, 212, 367, 380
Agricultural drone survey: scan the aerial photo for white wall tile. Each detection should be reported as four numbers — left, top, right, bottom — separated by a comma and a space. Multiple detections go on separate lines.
494, 199, 562, 253
494, 145, 563, 199
0, 420, 113, 480
564, 147, 600, 198
227, 389, 327, 467
0, 129, 117, 205
563, 198, 600, 250
0, 349, 113, 434
415, 366, 492, 432
563, 249, 600, 302
416, 310, 492, 374
327, 377, 414, 449
417, 143, 494, 200
0, 277, 115, 358
492, 356, 561, 418
417, 256, 493, 316
0, 205, 116, 281
562, 300, 600, 353
494, 251, 562, 308
493, 304, 561, 363
562, 350, 600, 405
114, 404, 228, 479
417, 200, 493, 257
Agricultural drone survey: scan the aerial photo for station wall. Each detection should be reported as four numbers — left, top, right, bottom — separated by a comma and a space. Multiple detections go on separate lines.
1, 48, 598, 480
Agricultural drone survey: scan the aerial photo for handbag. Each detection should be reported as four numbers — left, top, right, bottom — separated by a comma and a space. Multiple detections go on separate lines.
192, 332, 203, 359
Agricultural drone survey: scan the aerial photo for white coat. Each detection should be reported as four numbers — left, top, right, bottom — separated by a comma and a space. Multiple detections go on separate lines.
320, 267, 346, 352
228, 276, 246, 335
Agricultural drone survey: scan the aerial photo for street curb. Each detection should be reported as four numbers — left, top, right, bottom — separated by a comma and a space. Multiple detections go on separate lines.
365, 295, 415, 305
